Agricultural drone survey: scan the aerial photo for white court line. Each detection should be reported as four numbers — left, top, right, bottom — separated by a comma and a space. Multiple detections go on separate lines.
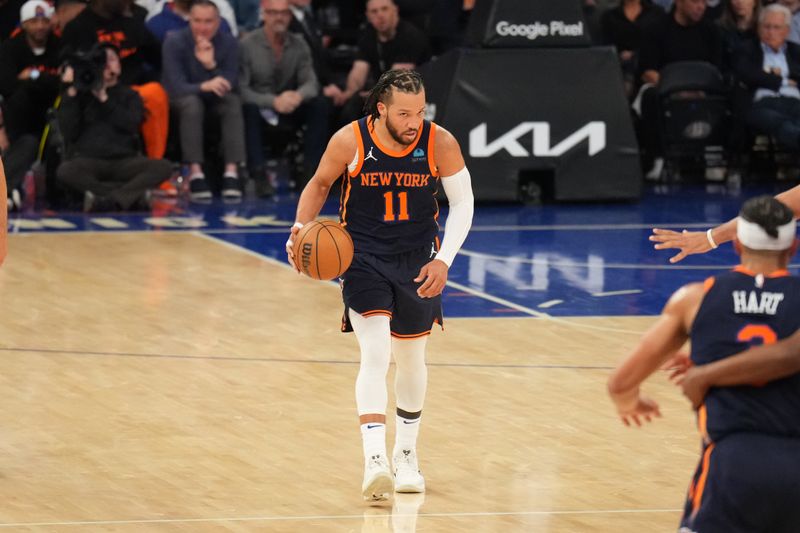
0, 508, 683, 527
593, 290, 643, 297
193, 231, 295, 270
538, 299, 563, 308
195, 233, 645, 336
445, 279, 550, 318
446, 280, 643, 335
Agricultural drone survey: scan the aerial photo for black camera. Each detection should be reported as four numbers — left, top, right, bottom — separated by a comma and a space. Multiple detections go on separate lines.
65, 44, 108, 93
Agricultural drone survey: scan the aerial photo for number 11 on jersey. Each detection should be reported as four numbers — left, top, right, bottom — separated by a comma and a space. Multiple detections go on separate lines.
383, 191, 410, 222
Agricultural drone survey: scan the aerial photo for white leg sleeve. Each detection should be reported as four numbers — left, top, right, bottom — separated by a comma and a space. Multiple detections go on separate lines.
393, 336, 428, 413
350, 309, 392, 416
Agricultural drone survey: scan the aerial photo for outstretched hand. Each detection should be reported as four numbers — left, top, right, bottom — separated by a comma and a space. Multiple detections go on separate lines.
617, 394, 662, 427
650, 228, 712, 263
414, 259, 448, 298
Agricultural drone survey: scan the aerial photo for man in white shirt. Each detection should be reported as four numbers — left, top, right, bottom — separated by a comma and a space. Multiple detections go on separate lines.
734, 4, 800, 151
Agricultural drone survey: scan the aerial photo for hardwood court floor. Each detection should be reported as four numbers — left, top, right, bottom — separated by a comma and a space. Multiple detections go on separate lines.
0, 232, 701, 532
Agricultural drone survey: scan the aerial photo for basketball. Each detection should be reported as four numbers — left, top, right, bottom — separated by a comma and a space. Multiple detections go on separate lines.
293, 220, 354, 280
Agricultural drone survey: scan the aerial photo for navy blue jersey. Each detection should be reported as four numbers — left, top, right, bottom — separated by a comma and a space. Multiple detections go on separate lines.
690, 267, 800, 442
339, 117, 440, 255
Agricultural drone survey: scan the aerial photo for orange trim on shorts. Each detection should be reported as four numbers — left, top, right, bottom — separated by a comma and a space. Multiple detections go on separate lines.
392, 317, 444, 339
691, 443, 716, 518
349, 121, 365, 177
367, 116, 423, 158
361, 309, 393, 318
391, 331, 432, 339
702, 277, 715, 294
427, 122, 438, 176
733, 265, 790, 278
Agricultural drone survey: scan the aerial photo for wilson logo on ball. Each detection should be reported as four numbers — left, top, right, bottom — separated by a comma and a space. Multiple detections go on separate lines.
292, 220, 354, 280
301, 243, 313, 273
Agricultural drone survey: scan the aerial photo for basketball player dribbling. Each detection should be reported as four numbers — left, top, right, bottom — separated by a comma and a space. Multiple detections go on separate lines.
609, 196, 800, 532
286, 69, 474, 501
1, 158, 7, 267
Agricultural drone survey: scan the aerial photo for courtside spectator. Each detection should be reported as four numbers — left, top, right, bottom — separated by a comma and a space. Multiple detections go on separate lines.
162, 0, 244, 201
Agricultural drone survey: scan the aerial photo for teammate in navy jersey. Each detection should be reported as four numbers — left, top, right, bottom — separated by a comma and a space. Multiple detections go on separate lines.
609, 196, 800, 532
286, 69, 474, 501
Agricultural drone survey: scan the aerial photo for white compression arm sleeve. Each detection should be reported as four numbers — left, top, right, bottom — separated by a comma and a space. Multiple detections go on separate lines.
436, 167, 474, 267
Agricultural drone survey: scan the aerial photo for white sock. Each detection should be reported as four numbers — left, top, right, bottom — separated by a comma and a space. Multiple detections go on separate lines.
361, 422, 387, 459
394, 411, 421, 455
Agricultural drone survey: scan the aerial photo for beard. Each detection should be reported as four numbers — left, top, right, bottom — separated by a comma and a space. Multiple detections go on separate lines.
385, 117, 418, 146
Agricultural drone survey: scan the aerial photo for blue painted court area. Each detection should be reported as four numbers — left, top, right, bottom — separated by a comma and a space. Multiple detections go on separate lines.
9, 182, 799, 317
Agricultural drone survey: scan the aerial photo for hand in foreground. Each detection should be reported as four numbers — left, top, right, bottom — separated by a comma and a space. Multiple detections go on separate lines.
414, 259, 448, 298
680, 366, 710, 410
617, 395, 662, 427
285, 223, 302, 273
650, 228, 712, 263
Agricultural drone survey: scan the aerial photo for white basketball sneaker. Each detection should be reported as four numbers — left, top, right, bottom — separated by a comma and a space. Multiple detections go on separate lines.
362, 454, 394, 501
393, 449, 425, 493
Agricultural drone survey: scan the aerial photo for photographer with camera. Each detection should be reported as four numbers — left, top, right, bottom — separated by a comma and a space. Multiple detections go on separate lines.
56, 44, 172, 211
61, 0, 169, 161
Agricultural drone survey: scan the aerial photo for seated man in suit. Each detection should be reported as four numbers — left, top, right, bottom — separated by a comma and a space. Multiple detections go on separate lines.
735, 3, 800, 151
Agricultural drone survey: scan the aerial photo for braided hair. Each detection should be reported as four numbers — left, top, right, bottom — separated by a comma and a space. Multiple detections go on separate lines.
363, 69, 424, 125
740, 195, 794, 239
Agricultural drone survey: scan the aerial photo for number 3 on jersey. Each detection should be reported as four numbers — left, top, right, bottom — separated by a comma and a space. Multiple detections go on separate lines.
383, 191, 410, 222
738, 324, 778, 346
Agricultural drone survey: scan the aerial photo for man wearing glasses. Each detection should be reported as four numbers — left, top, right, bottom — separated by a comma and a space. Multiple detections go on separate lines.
240, 0, 327, 195
733, 4, 800, 152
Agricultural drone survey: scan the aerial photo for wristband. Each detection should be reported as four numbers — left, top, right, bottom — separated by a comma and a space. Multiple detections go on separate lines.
706, 228, 718, 249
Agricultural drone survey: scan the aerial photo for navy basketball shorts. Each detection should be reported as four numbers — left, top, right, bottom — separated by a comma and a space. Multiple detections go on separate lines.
341, 244, 443, 339
679, 433, 800, 533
